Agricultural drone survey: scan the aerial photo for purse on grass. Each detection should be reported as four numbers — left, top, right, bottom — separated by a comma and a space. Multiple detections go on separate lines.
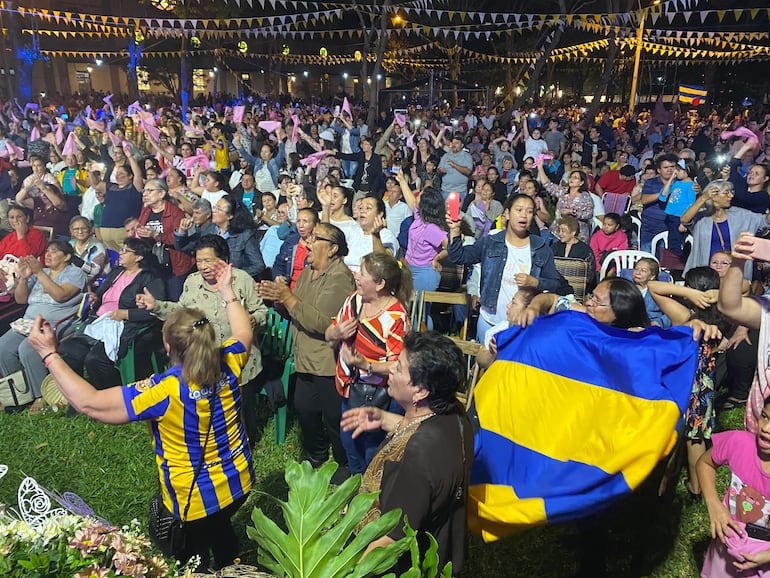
148, 395, 214, 557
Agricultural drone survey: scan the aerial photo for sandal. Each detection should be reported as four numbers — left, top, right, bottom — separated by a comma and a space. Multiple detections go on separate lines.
720, 396, 747, 410
28, 398, 48, 415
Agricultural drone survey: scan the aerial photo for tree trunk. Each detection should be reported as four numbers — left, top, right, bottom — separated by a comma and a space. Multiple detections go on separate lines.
180, 36, 192, 121
366, 0, 392, 129
498, 25, 564, 126
5, 0, 33, 103
586, 31, 619, 120
127, 37, 139, 102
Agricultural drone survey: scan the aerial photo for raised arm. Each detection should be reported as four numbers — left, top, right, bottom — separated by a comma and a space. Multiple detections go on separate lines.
27, 316, 130, 424
215, 262, 253, 353
395, 169, 417, 209
680, 189, 710, 226
718, 235, 763, 330
647, 280, 702, 326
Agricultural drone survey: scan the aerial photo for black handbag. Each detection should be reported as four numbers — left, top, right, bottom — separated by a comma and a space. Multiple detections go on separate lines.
347, 380, 390, 410
148, 395, 214, 557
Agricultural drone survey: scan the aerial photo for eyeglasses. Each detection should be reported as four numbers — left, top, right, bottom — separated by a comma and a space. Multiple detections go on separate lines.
717, 190, 735, 197
585, 293, 611, 307
119, 246, 135, 254
310, 234, 336, 244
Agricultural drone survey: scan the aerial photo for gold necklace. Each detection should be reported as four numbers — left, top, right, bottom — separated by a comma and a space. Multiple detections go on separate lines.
390, 412, 436, 440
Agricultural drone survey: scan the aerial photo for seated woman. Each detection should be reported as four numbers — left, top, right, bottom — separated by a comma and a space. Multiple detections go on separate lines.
341, 331, 473, 574
325, 252, 412, 475
626, 257, 670, 328
0, 205, 48, 334
56, 237, 166, 390
137, 178, 195, 300
551, 215, 596, 286
185, 195, 265, 279
0, 242, 86, 412
68, 216, 109, 286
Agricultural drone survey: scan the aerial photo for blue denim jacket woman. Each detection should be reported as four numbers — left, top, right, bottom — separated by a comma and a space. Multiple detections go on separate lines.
235, 136, 285, 191
447, 194, 571, 340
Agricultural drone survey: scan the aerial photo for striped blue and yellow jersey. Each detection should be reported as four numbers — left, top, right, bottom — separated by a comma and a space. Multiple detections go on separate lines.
122, 339, 254, 521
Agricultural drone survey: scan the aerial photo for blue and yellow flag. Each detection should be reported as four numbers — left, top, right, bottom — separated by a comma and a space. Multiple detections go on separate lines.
678, 84, 707, 105
469, 311, 699, 542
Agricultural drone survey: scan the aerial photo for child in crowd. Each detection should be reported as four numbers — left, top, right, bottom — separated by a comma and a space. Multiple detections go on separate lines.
477, 286, 542, 369
628, 257, 670, 328
660, 159, 697, 256
698, 395, 770, 577
589, 212, 628, 273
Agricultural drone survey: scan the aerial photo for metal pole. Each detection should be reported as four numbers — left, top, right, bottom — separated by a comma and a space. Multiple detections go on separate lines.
629, 8, 646, 114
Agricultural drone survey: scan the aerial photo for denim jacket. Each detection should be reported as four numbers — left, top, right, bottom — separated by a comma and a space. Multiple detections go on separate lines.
272, 230, 301, 280
236, 141, 286, 190
331, 122, 361, 153
447, 231, 571, 309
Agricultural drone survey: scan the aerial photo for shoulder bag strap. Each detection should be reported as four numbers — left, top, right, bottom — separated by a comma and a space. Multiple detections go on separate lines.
180, 393, 216, 523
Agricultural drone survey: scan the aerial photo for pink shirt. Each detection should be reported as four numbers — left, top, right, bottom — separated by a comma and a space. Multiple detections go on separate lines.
405, 206, 447, 267
589, 229, 628, 272
97, 270, 140, 315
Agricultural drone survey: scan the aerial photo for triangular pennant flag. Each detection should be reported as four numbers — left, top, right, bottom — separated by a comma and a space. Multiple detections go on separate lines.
394, 112, 406, 127
61, 132, 79, 156
342, 97, 352, 119
55, 124, 64, 145
30, 126, 41, 141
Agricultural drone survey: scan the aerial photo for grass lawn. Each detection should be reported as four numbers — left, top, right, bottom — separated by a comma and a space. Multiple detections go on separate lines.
0, 403, 743, 577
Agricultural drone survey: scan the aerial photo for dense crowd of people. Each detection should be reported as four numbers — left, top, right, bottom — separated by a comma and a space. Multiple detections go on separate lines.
2, 90, 770, 574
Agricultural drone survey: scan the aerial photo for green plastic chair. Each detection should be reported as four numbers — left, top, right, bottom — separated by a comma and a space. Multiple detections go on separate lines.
260, 308, 294, 445
116, 327, 167, 385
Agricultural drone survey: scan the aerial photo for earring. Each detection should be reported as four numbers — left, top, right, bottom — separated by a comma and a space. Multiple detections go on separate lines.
412, 399, 417, 407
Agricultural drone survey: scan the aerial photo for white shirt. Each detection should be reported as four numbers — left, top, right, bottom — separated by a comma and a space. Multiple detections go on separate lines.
202, 190, 227, 206
385, 200, 412, 240
481, 241, 531, 326
255, 165, 274, 193
525, 137, 549, 161
337, 220, 399, 272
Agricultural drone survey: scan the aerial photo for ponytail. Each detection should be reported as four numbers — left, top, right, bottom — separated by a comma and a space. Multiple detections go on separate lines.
162, 308, 221, 388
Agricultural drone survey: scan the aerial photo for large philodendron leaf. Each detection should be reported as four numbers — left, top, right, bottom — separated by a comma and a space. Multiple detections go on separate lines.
247, 506, 300, 577
247, 460, 415, 578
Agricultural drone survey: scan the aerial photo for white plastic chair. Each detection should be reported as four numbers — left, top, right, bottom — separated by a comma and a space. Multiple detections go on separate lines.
650, 231, 668, 258
600, 250, 658, 280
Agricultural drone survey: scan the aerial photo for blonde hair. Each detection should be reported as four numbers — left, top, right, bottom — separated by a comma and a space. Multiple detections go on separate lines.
162, 308, 220, 388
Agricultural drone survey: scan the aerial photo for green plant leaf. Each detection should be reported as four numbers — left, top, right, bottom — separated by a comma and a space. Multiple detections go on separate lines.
440, 562, 453, 578
248, 506, 300, 576
420, 531, 440, 577
246, 460, 414, 578
347, 534, 414, 578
